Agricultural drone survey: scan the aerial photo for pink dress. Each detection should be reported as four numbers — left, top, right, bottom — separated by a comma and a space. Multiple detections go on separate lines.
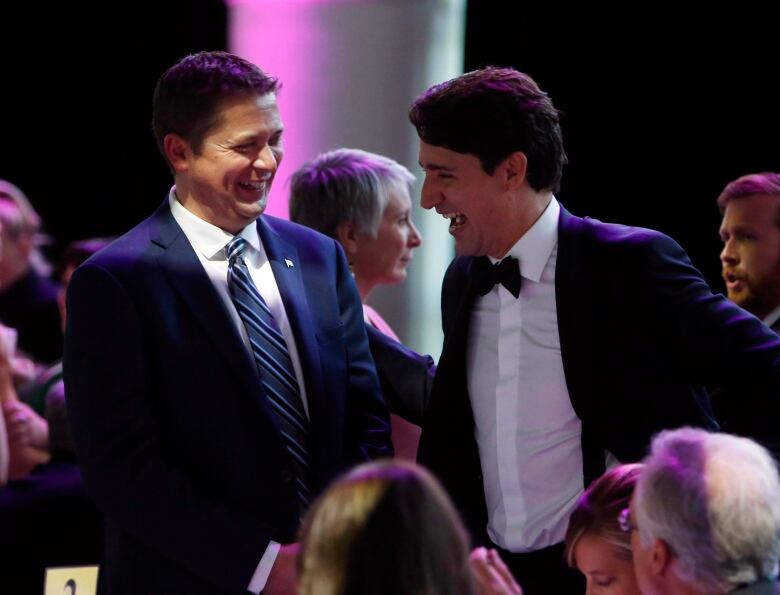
362, 304, 400, 341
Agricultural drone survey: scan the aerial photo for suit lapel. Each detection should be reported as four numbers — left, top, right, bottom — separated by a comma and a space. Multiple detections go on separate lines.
255, 217, 325, 409
149, 203, 264, 405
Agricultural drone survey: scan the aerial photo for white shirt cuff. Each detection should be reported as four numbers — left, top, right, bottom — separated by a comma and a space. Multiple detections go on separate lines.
247, 540, 281, 594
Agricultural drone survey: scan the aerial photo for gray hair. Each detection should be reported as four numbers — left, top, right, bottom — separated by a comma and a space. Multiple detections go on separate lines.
635, 428, 780, 592
289, 148, 415, 239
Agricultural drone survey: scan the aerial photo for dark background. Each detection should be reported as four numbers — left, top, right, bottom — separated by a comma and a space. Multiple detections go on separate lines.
1, 2, 778, 290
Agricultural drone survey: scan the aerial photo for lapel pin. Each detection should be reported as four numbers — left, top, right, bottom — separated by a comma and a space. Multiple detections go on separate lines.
284, 258, 294, 268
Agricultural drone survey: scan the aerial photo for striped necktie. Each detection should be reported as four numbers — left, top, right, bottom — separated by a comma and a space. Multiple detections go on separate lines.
226, 237, 312, 509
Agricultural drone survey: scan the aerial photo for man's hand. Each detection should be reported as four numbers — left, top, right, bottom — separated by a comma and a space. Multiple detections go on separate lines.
470, 546, 523, 595
264, 543, 300, 595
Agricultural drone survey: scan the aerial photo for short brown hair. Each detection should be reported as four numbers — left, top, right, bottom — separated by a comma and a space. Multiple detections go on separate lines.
151, 51, 279, 163
716, 172, 780, 213
564, 464, 642, 568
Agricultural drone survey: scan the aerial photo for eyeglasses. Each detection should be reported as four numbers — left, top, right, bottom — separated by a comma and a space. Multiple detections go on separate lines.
618, 507, 638, 533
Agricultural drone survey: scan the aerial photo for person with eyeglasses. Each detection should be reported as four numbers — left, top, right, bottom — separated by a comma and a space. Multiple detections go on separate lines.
564, 464, 643, 595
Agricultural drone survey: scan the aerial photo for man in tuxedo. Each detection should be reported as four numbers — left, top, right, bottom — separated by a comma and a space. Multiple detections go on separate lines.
64, 51, 392, 595
409, 67, 780, 594
718, 172, 780, 332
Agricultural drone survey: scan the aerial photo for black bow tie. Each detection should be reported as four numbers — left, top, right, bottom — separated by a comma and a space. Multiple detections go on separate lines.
472, 256, 521, 298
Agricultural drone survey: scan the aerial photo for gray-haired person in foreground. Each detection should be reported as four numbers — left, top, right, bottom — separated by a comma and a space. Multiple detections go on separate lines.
629, 427, 780, 595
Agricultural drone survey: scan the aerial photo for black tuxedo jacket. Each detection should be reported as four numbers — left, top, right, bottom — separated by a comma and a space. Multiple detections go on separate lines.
64, 202, 392, 594
418, 206, 780, 544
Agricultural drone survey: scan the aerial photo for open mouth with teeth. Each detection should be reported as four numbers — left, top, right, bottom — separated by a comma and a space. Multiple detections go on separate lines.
238, 181, 266, 193
443, 212, 466, 230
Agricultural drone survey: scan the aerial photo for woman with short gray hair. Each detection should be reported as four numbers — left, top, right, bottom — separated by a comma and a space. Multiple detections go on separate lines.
290, 149, 427, 458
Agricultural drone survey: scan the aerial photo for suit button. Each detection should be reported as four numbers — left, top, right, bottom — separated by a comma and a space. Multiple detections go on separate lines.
281, 470, 294, 483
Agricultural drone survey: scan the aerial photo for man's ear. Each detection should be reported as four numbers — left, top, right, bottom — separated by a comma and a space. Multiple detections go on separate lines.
163, 133, 192, 173
336, 222, 359, 258
650, 538, 674, 576
503, 151, 528, 189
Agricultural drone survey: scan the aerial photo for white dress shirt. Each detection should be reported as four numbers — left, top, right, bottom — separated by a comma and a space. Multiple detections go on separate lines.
467, 197, 584, 552
169, 189, 306, 593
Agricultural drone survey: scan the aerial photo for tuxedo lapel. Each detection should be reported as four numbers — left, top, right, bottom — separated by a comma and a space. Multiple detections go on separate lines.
555, 207, 593, 417
419, 257, 489, 539
556, 207, 604, 485
431, 258, 480, 417
442, 262, 479, 361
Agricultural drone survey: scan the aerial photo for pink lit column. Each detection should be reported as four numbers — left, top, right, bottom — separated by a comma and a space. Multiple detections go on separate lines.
227, 0, 465, 357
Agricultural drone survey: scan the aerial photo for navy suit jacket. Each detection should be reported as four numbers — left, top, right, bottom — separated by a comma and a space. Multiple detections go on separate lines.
64, 201, 392, 594
418, 206, 780, 545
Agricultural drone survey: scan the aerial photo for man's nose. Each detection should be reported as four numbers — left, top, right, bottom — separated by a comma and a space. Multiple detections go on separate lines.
420, 178, 440, 210
253, 145, 278, 171
720, 239, 738, 265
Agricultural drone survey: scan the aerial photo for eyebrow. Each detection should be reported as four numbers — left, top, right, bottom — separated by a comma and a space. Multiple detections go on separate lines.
230, 134, 258, 144
721, 224, 753, 235
231, 127, 284, 144
419, 162, 454, 172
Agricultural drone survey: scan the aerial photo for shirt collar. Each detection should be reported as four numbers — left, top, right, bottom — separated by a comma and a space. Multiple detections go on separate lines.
491, 196, 559, 283
763, 303, 780, 329
168, 187, 262, 260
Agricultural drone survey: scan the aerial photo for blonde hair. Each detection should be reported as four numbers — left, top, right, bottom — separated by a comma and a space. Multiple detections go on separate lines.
0, 180, 41, 236
298, 460, 475, 595
0, 180, 51, 275
564, 463, 642, 568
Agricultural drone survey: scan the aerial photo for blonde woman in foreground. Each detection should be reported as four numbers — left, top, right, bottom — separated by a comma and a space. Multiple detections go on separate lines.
298, 460, 522, 595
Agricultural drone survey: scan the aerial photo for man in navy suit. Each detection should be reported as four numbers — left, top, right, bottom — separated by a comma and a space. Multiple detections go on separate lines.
409, 67, 780, 594
64, 51, 392, 595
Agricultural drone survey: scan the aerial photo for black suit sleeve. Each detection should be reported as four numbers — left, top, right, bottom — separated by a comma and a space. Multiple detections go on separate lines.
633, 232, 780, 456
365, 324, 436, 426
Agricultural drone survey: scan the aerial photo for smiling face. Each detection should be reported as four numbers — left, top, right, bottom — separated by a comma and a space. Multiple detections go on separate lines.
167, 92, 284, 234
418, 140, 512, 258
418, 140, 542, 259
574, 533, 641, 595
350, 187, 422, 299
719, 193, 780, 319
